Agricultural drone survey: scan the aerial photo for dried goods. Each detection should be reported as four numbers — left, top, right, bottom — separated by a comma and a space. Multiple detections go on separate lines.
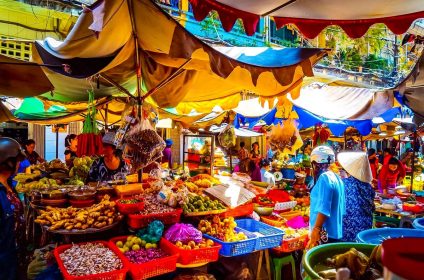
138, 194, 176, 215
34, 195, 122, 231
59, 243, 122, 276
125, 123, 166, 172
124, 248, 168, 264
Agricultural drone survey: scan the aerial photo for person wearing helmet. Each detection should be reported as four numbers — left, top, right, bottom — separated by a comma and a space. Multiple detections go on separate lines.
162, 139, 173, 169
0, 137, 26, 279
337, 152, 375, 242
307, 146, 345, 249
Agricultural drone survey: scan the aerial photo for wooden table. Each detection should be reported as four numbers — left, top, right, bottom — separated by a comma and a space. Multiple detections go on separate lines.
374, 207, 424, 228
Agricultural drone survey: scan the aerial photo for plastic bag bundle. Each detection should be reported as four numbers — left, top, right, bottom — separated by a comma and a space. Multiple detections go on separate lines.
125, 118, 166, 173
136, 220, 165, 243
218, 124, 236, 148
268, 119, 303, 156
164, 223, 202, 244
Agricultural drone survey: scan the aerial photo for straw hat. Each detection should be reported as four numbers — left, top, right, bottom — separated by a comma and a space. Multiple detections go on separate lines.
337, 151, 373, 183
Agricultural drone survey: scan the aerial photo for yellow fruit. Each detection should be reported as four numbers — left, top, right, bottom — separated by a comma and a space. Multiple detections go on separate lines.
123, 246, 129, 253
145, 243, 152, 249
127, 235, 134, 241
175, 241, 183, 247
132, 244, 140, 251
140, 240, 147, 247
133, 238, 142, 245
116, 241, 124, 248
119, 247, 125, 253
206, 239, 214, 247
151, 243, 157, 248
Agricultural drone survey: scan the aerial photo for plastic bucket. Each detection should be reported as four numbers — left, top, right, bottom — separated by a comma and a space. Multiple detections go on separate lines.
413, 218, 424, 230
356, 228, 424, 245
302, 242, 376, 280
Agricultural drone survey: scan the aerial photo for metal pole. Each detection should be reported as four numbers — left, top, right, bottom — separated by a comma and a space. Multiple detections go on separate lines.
55, 127, 59, 159
410, 131, 417, 192
105, 104, 109, 132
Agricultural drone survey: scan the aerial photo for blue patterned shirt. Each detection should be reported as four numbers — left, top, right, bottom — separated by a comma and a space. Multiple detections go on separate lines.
341, 176, 375, 242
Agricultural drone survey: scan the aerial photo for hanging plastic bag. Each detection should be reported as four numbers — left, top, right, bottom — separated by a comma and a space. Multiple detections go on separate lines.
124, 117, 166, 173
218, 124, 236, 148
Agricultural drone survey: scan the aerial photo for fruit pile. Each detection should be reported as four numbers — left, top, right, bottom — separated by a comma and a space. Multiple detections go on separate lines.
69, 156, 94, 185
115, 235, 158, 253
174, 238, 215, 250
198, 216, 247, 242
255, 195, 275, 206
283, 227, 309, 239
183, 194, 226, 214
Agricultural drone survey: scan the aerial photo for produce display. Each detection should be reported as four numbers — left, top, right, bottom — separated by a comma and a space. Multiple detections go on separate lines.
183, 194, 226, 214
35, 195, 122, 231
16, 177, 59, 193
174, 238, 215, 250
283, 227, 309, 239
189, 174, 221, 189
58, 243, 123, 276
124, 247, 168, 264
115, 235, 158, 253
13, 172, 41, 184
198, 217, 247, 242
68, 156, 95, 185
138, 194, 177, 215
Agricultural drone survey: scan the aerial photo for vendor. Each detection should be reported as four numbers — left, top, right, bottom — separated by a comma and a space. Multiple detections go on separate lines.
86, 132, 129, 183
0, 137, 26, 279
378, 157, 406, 195
307, 146, 345, 249
64, 134, 78, 168
162, 139, 173, 169
248, 160, 261, 182
250, 142, 261, 161
400, 148, 414, 171
367, 148, 379, 188
259, 159, 275, 188
237, 141, 250, 172
338, 152, 375, 242
23, 139, 45, 165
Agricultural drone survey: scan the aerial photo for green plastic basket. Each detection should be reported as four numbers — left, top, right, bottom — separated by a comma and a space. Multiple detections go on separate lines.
302, 242, 376, 279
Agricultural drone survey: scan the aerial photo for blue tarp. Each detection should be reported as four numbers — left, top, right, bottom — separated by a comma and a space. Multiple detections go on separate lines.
234, 108, 282, 128
294, 106, 401, 136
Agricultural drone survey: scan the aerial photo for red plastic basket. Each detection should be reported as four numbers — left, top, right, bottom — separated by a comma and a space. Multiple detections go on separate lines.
221, 203, 253, 218
272, 233, 309, 253
54, 241, 129, 280
115, 199, 145, 215
127, 208, 182, 229
161, 238, 221, 265
109, 237, 178, 280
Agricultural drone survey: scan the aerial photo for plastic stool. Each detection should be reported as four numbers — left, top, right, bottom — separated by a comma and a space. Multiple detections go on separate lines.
272, 254, 296, 280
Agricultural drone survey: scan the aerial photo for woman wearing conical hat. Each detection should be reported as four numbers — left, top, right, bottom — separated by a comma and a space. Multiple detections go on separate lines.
337, 151, 375, 242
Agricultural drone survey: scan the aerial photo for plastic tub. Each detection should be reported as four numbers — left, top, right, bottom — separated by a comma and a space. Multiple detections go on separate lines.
302, 242, 376, 280
236, 218, 284, 251
221, 203, 253, 218
356, 228, 424, 245
54, 241, 129, 280
203, 228, 257, 257
109, 237, 178, 280
161, 238, 221, 265
115, 199, 145, 215
127, 208, 182, 229
413, 217, 424, 230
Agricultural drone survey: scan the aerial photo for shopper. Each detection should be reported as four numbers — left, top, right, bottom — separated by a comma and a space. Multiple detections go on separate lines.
23, 139, 45, 165
0, 137, 26, 279
237, 141, 250, 173
378, 157, 406, 195
162, 139, 173, 169
64, 134, 78, 158
338, 152, 375, 242
259, 158, 275, 187
10, 158, 31, 188
367, 148, 379, 187
307, 146, 345, 249
248, 160, 261, 182
87, 132, 129, 183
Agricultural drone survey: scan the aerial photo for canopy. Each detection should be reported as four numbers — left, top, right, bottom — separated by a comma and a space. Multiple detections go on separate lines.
395, 53, 424, 124
0, 54, 53, 98
29, 0, 327, 108
189, 0, 424, 38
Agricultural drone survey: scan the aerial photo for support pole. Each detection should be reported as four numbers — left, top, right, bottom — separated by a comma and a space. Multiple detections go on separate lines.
55, 127, 59, 159
105, 104, 109, 132
410, 131, 417, 192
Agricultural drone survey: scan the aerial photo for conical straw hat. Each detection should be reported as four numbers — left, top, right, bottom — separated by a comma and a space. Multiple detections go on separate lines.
337, 151, 373, 183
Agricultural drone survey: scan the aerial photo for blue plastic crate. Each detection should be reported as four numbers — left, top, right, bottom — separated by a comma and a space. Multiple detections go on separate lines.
203, 228, 257, 257
236, 218, 285, 250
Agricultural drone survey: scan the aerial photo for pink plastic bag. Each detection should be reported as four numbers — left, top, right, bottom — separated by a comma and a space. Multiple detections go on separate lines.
286, 216, 307, 229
